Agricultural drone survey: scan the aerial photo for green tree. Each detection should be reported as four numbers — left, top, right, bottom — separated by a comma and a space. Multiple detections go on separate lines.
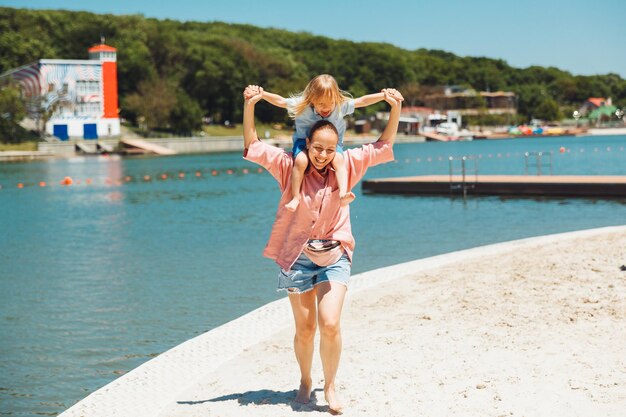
170, 90, 203, 134
0, 83, 26, 142
534, 97, 562, 121
123, 77, 176, 131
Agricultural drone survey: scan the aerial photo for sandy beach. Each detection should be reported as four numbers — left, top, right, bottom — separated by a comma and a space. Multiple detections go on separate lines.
56, 226, 626, 417
147, 226, 625, 417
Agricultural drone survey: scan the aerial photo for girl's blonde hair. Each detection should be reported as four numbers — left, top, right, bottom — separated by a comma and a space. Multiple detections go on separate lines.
288, 74, 351, 118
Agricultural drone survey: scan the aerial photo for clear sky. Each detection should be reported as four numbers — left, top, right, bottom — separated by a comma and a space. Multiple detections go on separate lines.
2, 0, 625, 77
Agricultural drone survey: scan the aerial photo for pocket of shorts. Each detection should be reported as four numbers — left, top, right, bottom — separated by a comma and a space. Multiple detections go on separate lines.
278, 268, 304, 288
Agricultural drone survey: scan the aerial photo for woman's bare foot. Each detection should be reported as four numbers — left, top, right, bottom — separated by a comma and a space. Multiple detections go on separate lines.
324, 384, 343, 414
295, 378, 312, 404
285, 197, 300, 212
339, 192, 355, 207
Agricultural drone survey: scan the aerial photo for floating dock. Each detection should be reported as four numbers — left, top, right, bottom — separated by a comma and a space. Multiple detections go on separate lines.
362, 175, 626, 198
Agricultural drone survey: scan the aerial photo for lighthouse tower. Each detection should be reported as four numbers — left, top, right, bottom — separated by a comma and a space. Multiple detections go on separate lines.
88, 42, 118, 121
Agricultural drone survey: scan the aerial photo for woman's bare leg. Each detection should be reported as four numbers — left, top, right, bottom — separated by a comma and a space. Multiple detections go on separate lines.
331, 153, 354, 207
316, 282, 347, 413
288, 290, 318, 403
286, 151, 309, 212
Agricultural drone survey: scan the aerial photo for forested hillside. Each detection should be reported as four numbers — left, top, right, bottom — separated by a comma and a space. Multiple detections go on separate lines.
1, 6, 625, 133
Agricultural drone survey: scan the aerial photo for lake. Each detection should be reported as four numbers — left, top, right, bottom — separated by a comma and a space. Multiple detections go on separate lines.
1, 134, 625, 416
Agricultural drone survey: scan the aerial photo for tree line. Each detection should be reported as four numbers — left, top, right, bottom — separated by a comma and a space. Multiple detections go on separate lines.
1, 6, 625, 141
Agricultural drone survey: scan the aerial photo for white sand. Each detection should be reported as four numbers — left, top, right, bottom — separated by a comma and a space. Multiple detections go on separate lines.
154, 226, 626, 417
58, 226, 626, 417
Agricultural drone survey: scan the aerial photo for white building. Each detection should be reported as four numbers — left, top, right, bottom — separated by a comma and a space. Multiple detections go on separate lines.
0, 43, 120, 140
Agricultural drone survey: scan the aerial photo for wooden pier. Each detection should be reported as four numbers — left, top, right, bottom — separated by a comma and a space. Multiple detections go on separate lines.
362, 175, 626, 198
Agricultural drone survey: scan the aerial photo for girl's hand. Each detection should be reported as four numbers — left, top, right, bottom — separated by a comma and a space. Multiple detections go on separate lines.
382, 88, 404, 106
244, 85, 264, 104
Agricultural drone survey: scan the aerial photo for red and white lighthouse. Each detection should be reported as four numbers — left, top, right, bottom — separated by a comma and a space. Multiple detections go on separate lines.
0, 40, 121, 140
88, 43, 118, 120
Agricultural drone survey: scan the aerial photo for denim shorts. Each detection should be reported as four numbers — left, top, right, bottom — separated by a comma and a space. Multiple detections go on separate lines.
292, 138, 344, 158
278, 251, 351, 294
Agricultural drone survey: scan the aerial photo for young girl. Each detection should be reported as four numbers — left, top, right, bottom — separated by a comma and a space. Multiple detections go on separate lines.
244, 74, 388, 211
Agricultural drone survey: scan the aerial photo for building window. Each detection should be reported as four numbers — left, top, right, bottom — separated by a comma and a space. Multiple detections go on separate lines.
76, 80, 101, 95
77, 102, 101, 116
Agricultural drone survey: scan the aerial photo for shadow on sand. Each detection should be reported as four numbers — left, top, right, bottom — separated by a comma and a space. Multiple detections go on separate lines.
178, 388, 336, 413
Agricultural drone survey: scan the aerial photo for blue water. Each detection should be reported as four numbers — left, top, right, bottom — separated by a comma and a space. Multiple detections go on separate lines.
1, 135, 625, 416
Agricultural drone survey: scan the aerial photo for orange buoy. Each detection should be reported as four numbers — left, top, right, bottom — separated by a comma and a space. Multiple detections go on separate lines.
211, 170, 218, 176
160, 174, 168, 180
17, 183, 24, 188
39, 181, 46, 187
86, 178, 93, 185
242, 168, 249, 174
143, 175, 151, 181
61, 176, 73, 186
257, 167, 263, 173
227, 169, 234, 175
124, 176, 132, 182
195, 171, 202, 177
559, 146, 565, 153
178, 172, 185, 178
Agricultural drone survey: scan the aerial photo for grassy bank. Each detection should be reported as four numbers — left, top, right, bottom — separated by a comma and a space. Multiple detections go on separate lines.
202, 123, 289, 137
0, 142, 38, 151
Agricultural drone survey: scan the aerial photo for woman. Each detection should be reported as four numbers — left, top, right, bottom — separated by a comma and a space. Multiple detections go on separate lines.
242, 84, 403, 413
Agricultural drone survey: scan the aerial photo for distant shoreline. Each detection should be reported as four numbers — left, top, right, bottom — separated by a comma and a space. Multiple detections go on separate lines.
0, 135, 426, 162
1, 127, 625, 162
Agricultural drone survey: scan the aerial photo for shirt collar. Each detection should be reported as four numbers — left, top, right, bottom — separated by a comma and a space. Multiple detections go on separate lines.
306, 163, 335, 178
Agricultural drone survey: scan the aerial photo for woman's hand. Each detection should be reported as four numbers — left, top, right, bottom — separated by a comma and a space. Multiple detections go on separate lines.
377, 89, 403, 143
243, 85, 264, 105
243, 85, 263, 148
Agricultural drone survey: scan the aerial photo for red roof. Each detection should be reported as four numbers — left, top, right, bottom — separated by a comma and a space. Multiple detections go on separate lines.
587, 97, 606, 107
88, 44, 116, 53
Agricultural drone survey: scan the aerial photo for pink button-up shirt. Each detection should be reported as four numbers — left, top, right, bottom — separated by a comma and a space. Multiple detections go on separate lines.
244, 139, 394, 270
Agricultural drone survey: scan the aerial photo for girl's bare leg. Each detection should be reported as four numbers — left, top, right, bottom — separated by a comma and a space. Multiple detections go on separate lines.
288, 290, 318, 404
332, 153, 355, 207
316, 282, 347, 413
286, 151, 309, 212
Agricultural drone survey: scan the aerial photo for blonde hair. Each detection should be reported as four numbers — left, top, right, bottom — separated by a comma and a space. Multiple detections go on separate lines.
288, 74, 351, 119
